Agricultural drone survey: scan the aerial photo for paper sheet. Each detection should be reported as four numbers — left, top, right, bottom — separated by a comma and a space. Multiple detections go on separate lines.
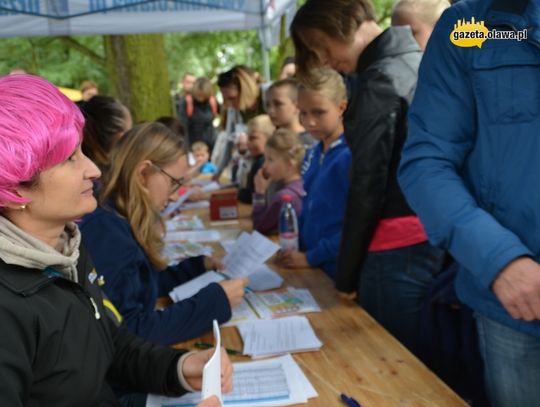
166, 215, 205, 232
245, 288, 321, 319
164, 230, 221, 243
163, 242, 213, 265
248, 266, 284, 291
201, 320, 222, 404
222, 297, 260, 327
223, 231, 279, 278
145, 354, 317, 407
169, 271, 226, 303
238, 316, 322, 359
180, 201, 210, 210
162, 189, 194, 217
201, 181, 222, 193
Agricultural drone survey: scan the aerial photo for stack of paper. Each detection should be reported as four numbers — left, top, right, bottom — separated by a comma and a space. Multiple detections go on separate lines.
163, 242, 213, 265
237, 316, 322, 359
164, 229, 221, 243
166, 215, 205, 231
222, 231, 280, 278
145, 354, 318, 407
245, 287, 321, 319
162, 189, 194, 217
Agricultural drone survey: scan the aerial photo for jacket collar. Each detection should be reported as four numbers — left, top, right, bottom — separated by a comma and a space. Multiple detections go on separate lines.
356, 26, 421, 74
486, 0, 540, 45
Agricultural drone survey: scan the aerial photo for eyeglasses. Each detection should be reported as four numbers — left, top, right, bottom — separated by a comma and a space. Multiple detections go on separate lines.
152, 164, 185, 194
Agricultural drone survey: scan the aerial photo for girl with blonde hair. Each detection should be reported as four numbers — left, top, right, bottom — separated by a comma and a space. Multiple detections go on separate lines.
252, 128, 306, 233
80, 122, 247, 346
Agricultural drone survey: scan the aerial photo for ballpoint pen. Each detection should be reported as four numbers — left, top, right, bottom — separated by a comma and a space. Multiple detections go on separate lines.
194, 341, 242, 355
340, 393, 362, 407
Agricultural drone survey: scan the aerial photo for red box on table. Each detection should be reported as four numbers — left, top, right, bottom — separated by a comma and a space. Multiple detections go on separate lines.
209, 190, 239, 221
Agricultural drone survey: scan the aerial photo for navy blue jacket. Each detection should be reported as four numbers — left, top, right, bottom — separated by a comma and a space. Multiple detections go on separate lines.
399, 0, 540, 337
80, 205, 231, 345
300, 135, 351, 278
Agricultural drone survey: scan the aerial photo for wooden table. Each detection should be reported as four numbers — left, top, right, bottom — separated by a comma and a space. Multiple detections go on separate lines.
168, 202, 467, 407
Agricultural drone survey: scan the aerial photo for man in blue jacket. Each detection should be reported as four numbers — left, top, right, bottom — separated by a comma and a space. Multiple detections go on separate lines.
398, 0, 540, 406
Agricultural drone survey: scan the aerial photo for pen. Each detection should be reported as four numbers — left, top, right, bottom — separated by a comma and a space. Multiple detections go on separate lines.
194, 341, 242, 355
340, 393, 361, 407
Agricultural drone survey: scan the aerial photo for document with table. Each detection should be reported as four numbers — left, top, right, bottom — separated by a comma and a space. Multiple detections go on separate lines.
145, 354, 317, 407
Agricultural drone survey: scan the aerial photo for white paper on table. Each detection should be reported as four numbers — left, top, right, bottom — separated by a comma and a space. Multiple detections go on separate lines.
237, 316, 322, 358
248, 266, 284, 291
145, 354, 317, 407
163, 242, 213, 266
169, 271, 226, 303
162, 189, 194, 217
201, 320, 222, 404
222, 297, 260, 327
220, 239, 236, 253
180, 201, 210, 210
201, 181, 221, 193
164, 230, 221, 243
166, 215, 205, 232
222, 231, 280, 278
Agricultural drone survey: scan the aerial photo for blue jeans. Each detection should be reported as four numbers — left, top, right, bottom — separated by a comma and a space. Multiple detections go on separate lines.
476, 314, 540, 407
358, 241, 445, 356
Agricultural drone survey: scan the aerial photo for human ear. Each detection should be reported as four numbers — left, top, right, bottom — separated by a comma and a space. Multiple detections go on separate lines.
135, 160, 153, 188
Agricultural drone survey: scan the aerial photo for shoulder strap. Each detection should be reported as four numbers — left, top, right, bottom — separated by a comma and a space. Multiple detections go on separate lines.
185, 94, 194, 119
209, 96, 218, 115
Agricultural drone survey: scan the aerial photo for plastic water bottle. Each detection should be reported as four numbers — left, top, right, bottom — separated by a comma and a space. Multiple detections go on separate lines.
278, 194, 299, 251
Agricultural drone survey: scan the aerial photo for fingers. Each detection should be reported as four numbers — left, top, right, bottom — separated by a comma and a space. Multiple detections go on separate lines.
221, 349, 234, 393
337, 291, 357, 301
197, 395, 220, 407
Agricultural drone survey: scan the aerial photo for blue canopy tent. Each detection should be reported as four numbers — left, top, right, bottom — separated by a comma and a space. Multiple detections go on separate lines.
0, 0, 296, 79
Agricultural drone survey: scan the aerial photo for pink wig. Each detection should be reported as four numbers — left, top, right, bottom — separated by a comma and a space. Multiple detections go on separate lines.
0, 74, 84, 207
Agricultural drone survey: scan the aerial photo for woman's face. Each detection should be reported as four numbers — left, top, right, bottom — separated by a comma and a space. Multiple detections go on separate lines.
145, 155, 189, 212
17, 145, 101, 223
302, 29, 357, 74
266, 87, 299, 128
220, 84, 240, 109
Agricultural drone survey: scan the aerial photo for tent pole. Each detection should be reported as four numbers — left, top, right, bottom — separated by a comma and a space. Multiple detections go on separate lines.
261, 35, 271, 82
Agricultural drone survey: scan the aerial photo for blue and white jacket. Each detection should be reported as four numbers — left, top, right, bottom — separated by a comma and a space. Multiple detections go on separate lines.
300, 134, 351, 279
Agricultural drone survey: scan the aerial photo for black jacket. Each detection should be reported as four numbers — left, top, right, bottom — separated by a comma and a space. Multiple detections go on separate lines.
0, 246, 188, 406
335, 27, 423, 292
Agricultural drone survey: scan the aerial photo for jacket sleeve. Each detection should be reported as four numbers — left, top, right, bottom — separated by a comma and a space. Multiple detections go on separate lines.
307, 153, 351, 268
106, 320, 188, 397
157, 256, 206, 297
252, 192, 282, 234
397, 6, 532, 290
81, 216, 231, 346
0, 297, 34, 406
238, 158, 263, 204
335, 72, 401, 292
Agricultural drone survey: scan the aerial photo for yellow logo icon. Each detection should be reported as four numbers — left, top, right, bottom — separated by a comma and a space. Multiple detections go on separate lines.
450, 17, 489, 48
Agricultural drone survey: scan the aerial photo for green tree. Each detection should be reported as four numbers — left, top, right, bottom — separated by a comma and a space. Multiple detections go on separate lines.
105, 34, 172, 122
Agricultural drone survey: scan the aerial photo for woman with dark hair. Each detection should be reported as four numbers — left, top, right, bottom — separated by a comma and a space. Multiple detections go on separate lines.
290, 0, 444, 357
79, 95, 132, 171
212, 65, 265, 179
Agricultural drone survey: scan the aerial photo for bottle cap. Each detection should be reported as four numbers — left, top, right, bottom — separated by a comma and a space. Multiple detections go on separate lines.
281, 194, 293, 203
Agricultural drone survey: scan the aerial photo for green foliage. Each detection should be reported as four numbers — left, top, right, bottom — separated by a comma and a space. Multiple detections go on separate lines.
0, 36, 108, 91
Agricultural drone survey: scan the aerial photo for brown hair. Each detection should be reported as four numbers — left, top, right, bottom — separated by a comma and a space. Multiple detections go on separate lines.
80, 80, 98, 93
217, 65, 260, 111
266, 129, 305, 173
100, 122, 186, 269
298, 68, 347, 105
291, 0, 376, 83
268, 78, 299, 103
191, 141, 209, 153
192, 77, 214, 100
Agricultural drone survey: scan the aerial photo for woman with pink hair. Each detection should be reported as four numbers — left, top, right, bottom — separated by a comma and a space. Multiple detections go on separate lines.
0, 74, 230, 407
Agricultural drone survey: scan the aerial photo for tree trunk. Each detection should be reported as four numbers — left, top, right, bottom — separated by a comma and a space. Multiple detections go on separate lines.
104, 34, 171, 123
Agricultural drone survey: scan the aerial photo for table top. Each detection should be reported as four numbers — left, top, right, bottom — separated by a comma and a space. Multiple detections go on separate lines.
166, 200, 467, 407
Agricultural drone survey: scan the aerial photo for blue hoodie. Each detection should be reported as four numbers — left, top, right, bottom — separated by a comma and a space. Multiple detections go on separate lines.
399, 0, 540, 337
300, 135, 351, 279
80, 205, 231, 345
